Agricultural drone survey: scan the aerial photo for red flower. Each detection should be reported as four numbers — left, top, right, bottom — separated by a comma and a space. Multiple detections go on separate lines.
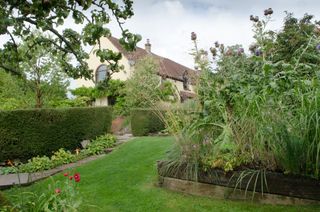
74, 173, 80, 182
63, 173, 69, 177
69, 176, 73, 180
55, 188, 61, 194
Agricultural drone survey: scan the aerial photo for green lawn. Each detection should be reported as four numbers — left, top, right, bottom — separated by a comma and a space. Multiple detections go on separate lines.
4, 137, 320, 211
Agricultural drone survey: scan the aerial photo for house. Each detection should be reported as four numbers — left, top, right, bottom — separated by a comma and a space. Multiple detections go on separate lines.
76, 36, 197, 106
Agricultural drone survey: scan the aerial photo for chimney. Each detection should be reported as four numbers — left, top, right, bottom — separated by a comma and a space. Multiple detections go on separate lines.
145, 39, 151, 53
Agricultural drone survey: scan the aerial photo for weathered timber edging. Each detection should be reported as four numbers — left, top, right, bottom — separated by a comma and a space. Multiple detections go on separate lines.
157, 161, 320, 204
159, 176, 319, 205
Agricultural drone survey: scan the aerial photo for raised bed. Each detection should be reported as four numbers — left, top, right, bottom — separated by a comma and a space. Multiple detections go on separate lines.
157, 161, 320, 205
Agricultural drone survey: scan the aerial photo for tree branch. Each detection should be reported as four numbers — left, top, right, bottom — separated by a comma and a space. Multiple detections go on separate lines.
22, 17, 86, 67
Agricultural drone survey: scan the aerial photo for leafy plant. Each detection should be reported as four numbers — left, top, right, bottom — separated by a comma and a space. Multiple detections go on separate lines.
8, 172, 83, 211
51, 149, 76, 167
1, 0, 141, 81
83, 134, 117, 155
0, 166, 17, 175
19, 156, 52, 173
161, 9, 320, 186
231, 169, 269, 200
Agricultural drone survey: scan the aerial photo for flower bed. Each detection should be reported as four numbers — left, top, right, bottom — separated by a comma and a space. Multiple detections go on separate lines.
0, 133, 128, 189
157, 161, 320, 204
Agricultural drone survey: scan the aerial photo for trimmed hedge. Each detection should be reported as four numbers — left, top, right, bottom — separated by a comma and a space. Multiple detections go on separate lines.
0, 107, 112, 161
131, 109, 165, 136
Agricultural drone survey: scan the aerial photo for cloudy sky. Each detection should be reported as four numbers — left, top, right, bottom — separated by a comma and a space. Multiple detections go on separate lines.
110, 0, 320, 69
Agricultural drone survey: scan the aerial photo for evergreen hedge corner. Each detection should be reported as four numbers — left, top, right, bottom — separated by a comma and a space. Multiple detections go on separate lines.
0, 107, 112, 162
130, 109, 165, 136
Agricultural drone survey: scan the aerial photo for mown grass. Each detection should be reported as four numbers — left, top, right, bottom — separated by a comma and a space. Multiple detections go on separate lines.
4, 137, 320, 211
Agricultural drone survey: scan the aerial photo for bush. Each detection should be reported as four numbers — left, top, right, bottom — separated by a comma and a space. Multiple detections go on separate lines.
0, 107, 112, 161
83, 134, 117, 155
51, 148, 76, 167
131, 109, 165, 136
19, 156, 52, 173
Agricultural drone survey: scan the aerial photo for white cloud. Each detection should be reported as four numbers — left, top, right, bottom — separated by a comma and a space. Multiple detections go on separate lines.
120, 0, 320, 68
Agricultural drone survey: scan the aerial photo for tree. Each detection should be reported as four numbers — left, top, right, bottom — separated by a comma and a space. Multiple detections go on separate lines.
19, 33, 69, 108
0, 71, 31, 110
124, 57, 161, 109
0, 0, 141, 81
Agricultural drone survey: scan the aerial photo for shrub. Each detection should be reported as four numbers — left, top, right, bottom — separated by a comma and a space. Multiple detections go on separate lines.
19, 156, 52, 173
0, 166, 17, 175
0, 107, 112, 161
51, 149, 76, 167
131, 109, 165, 136
83, 134, 117, 155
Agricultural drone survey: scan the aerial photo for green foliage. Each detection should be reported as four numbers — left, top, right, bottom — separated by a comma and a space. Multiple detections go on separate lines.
0, 0, 141, 80
131, 109, 165, 136
158, 81, 178, 103
0, 107, 112, 161
48, 96, 92, 108
71, 80, 127, 114
71, 87, 96, 99
19, 156, 52, 173
18, 32, 70, 108
163, 12, 320, 180
83, 134, 117, 155
51, 149, 76, 167
124, 57, 177, 115
125, 57, 161, 109
0, 72, 32, 110
8, 174, 83, 211
0, 166, 17, 175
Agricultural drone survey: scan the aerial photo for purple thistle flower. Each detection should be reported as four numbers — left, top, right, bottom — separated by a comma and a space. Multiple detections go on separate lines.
255, 49, 262, 56
237, 48, 244, 55
316, 44, 320, 52
191, 32, 197, 41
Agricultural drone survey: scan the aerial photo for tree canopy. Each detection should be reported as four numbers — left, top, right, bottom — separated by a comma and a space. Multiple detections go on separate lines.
0, 0, 141, 80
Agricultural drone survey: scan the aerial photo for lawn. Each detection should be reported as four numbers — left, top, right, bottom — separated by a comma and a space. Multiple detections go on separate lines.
4, 137, 320, 211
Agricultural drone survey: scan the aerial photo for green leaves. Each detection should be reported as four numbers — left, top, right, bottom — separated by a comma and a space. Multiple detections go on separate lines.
95, 49, 122, 63
0, 0, 139, 80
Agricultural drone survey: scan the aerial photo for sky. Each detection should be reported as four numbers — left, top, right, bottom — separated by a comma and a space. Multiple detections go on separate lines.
114, 0, 320, 69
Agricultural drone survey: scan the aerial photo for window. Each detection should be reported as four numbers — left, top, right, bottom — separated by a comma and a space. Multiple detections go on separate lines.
95, 64, 108, 83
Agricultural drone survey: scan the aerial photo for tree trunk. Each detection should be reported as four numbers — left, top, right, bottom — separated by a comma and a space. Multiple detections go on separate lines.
35, 68, 42, 108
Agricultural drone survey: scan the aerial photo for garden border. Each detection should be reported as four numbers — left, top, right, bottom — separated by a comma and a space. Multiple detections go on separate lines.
0, 134, 133, 189
157, 161, 320, 205
0, 154, 106, 189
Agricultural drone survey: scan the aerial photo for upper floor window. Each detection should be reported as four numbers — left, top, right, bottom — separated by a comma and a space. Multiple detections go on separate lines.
96, 64, 108, 83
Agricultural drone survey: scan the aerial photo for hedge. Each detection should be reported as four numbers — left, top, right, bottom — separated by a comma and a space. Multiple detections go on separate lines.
131, 109, 165, 136
0, 107, 112, 162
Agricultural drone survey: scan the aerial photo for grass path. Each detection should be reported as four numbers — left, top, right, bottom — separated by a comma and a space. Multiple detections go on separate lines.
5, 137, 320, 211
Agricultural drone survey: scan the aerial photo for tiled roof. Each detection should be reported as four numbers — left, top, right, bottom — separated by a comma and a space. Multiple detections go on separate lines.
108, 37, 196, 82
